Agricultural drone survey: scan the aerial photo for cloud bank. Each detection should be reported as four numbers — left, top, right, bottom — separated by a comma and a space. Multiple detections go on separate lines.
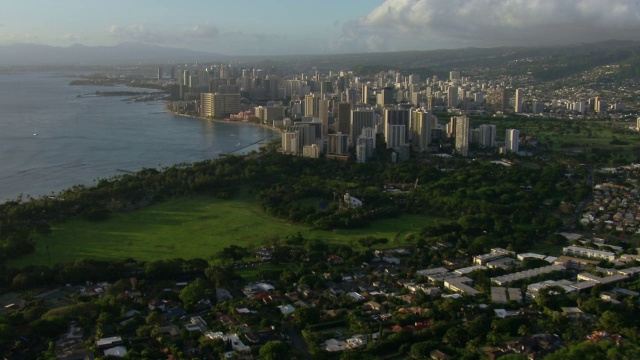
333, 0, 640, 52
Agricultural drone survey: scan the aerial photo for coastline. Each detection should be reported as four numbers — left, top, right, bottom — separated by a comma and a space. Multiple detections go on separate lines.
164, 105, 283, 134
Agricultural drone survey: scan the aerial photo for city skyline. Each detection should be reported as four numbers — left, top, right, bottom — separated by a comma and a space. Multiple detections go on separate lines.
1, 0, 640, 56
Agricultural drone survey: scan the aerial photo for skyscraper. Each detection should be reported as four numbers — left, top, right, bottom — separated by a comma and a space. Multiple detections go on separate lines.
304, 94, 320, 118
337, 102, 352, 136
478, 124, 497, 148
327, 133, 349, 155
200, 93, 240, 118
350, 110, 375, 144
447, 86, 459, 108
515, 88, 524, 113
386, 125, 407, 151
532, 101, 544, 114
362, 84, 369, 104
486, 87, 507, 112
319, 99, 330, 137
455, 116, 470, 157
377, 88, 394, 106
505, 129, 520, 153
411, 109, 433, 152
182, 70, 190, 86
384, 108, 410, 147
356, 127, 376, 163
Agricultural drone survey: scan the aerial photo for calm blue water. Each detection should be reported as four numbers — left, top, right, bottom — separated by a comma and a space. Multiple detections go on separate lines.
0, 72, 277, 202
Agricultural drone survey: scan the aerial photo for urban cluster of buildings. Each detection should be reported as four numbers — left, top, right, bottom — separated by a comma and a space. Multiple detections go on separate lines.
163, 64, 526, 162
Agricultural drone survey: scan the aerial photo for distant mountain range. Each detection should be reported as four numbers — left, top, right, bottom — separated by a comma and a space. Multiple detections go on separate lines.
0, 42, 225, 67
1, 40, 640, 77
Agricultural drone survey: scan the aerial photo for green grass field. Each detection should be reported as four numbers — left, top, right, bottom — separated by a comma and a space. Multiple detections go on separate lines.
9, 194, 441, 268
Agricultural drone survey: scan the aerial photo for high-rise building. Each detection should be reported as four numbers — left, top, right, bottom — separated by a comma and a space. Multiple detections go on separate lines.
595, 97, 607, 114
265, 75, 279, 99
447, 86, 459, 108
449, 71, 460, 81
408, 74, 421, 85
455, 116, 470, 157
486, 87, 507, 112
362, 84, 370, 104
411, 109, 433, 152
304, 94, 320, 118
532, 101, 544, 114
346, 88, 359, 105
478, 124, 497, 148
505, 128, 520, 153
282, 131, 300, 155
384, 108, 410, 148
189, 75, 198, 89
515, 88, 524, 113
157, 67, 163, 80
377, 88, 395, 106
327, 132, 349, 155
182, 70, 190, 86
200, 93, 240, 118
386, 125, 407, 151
255, 106, 285, 124
447, 116, 457, 138
286, 122, 323, 154
319, 99, 330, 137
356, 127, 376, 163
350, 110, 375, 144
411, 92, 423, 107
336, 102, 351, 136
320, 81, 333, 95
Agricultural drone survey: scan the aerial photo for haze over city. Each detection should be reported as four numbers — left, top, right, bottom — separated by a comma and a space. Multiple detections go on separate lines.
2, 0, 640, 55
5, 0, 640, 359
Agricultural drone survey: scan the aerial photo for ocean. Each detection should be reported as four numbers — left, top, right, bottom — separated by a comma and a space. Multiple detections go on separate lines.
0, 72, 277, 202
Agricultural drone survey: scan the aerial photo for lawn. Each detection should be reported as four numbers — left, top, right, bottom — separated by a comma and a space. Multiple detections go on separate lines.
9, 194, 440, 268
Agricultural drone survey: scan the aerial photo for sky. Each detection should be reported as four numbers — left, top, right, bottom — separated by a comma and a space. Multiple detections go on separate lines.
1, 0, 640, 55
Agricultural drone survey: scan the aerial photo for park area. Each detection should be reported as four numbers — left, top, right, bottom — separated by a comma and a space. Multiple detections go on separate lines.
9, 193, 439, 268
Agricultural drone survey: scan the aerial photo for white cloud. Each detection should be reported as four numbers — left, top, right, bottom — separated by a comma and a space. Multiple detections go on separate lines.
10, 33, 39, 42
108, 22, 225, 45
183, 23, 219, 38
108, 24, 164, 43
335, 0, 640, 52
60, 34, 78, 42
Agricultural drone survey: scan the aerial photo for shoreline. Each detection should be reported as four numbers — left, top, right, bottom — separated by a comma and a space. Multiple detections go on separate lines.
164, 105, 283, 134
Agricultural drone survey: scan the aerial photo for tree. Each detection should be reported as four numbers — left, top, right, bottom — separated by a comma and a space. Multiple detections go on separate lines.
498, 355, 528, 360
217, 245, 249, 263
179, 277, 213, 308
205, 265, 241, 288
409, 341, 432, 359
146, 311, 163, 325
0, 323, 15, 344
294, 307, 321, 329
30, 316, 66, 338
259, 341, 289, 360
535, 285, 566, 310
